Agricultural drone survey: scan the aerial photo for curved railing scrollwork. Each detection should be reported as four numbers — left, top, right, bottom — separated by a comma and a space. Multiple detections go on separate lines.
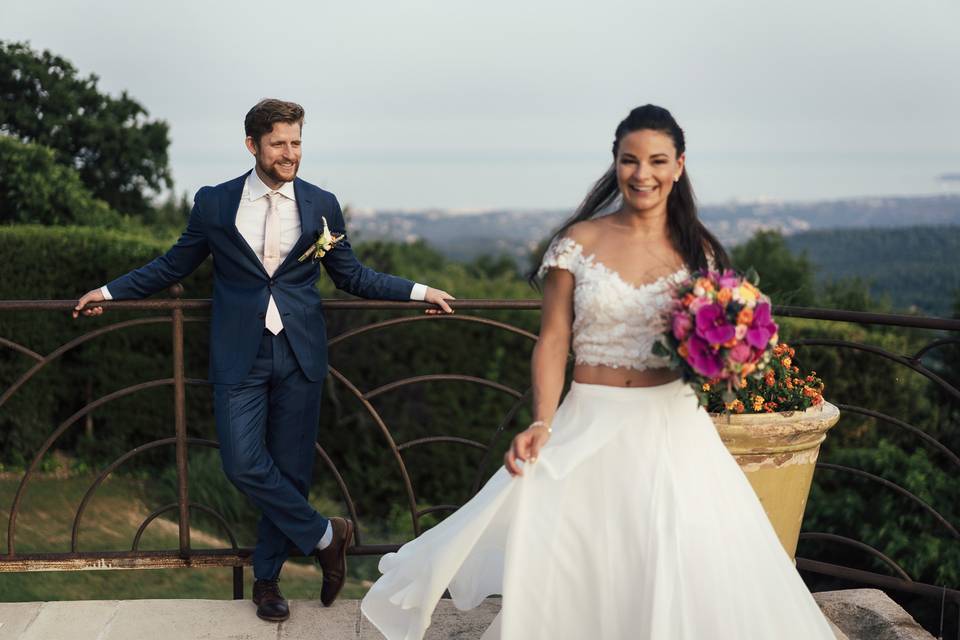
0, 295, 957, 636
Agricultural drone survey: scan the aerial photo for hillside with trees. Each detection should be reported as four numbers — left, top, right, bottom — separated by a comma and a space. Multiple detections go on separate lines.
785, 225, 960, 316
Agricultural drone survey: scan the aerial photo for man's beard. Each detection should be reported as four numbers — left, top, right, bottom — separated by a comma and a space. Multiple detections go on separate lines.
259, 158, 299, 184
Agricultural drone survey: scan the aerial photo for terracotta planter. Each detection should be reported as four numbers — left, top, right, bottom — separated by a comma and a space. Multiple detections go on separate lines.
711, 402, 840, 559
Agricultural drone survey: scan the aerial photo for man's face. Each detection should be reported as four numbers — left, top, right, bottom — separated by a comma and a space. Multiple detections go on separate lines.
246, 121, 302, 184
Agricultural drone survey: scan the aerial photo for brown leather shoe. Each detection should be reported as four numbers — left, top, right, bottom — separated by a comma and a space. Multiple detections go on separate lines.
252, 578, 289, 622
315, 517, 354, 607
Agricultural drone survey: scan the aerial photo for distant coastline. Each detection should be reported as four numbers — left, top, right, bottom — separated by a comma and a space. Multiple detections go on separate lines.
351, 192, 960, 260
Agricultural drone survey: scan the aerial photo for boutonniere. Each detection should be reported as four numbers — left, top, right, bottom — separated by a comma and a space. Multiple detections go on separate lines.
298, 216, 344, 262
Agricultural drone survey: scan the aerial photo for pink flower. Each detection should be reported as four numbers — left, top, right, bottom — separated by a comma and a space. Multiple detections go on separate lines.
695, 303, 736, 345
718, 270, 740, 290
746, 303, 778, 349
729, 341, 753, 363
688, 296, 710, 314
672, 312, 693, 340
687, 336, 724, 378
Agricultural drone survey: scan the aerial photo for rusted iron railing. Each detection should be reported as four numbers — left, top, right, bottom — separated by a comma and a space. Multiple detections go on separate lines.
0, 292, 958, 636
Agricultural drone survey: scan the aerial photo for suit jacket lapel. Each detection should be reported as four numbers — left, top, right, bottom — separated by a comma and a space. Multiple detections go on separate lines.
277, 178, 317, 274
222, 171, 269, 276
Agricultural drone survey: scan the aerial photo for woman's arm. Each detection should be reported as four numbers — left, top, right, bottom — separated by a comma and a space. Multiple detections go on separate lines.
504, 266, 574, 476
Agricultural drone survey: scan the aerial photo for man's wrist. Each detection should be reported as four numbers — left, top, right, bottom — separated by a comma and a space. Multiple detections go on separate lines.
410, 283, 427, 301
99, 285, 113, 301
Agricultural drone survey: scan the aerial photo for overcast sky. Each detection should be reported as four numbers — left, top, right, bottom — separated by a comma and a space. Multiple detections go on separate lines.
5, 0, 960, 210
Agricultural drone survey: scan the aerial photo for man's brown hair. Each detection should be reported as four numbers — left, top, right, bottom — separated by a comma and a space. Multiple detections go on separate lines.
244, 99, 305, 145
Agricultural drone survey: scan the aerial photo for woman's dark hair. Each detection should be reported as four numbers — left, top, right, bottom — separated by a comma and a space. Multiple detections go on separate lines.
529, 104, 730, 285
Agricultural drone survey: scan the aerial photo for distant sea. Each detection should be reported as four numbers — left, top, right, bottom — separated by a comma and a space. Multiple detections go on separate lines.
691, 150, 960, 207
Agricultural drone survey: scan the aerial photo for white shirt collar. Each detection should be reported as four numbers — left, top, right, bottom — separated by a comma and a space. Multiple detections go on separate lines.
245, 169, 296, 201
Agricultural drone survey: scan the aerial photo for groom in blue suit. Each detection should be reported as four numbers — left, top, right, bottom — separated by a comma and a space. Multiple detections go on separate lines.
74, 99, 454, 622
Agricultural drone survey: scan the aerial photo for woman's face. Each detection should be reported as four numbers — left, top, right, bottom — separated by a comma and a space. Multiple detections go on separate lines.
615, 129, 685, 214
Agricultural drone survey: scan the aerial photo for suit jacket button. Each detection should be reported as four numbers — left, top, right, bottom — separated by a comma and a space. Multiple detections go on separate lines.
269, 279, 276, 286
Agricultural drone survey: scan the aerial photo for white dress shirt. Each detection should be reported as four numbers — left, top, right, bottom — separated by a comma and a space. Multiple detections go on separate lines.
101, 171, 428, 326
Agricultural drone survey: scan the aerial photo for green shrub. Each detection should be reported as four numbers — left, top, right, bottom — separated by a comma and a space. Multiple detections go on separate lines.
0, 137, 124, 227
0, 224, 214, 468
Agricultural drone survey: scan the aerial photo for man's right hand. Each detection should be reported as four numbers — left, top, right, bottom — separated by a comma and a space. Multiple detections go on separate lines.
73, 289, 106, 319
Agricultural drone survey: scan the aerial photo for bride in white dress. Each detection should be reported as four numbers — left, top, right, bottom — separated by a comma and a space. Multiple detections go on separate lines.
361, 105, 836, 639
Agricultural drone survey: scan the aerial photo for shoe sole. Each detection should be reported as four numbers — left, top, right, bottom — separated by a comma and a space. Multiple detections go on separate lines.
256, 610, 290, 623
321, 518, 354, 607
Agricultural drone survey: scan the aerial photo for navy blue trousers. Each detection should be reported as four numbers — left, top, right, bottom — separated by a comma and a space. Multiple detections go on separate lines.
213, 330, 328, 580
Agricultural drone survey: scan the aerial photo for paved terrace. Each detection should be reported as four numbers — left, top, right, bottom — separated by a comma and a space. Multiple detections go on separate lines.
0, 590, 943, 640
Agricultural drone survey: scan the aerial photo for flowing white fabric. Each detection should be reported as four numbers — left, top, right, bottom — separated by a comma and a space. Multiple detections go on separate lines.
361, 380, 836, 639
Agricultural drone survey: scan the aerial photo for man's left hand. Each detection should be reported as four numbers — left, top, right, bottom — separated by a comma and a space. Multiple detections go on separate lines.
424, 287, 455, 315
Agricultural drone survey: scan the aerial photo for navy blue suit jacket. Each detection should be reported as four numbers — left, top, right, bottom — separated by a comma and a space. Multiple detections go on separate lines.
107, 172, 414, 384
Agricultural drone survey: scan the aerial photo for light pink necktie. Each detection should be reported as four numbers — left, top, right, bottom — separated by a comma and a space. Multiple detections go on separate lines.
263, 192, 284, 334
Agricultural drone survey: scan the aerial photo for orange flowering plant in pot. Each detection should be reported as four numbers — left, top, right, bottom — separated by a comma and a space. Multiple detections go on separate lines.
698, 343, 826, 415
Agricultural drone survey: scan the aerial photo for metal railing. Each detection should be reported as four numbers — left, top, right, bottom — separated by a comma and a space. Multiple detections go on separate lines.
1, 292, 958, 635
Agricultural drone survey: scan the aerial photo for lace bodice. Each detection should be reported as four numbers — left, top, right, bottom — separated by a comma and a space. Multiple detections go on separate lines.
537, 236, 688, 371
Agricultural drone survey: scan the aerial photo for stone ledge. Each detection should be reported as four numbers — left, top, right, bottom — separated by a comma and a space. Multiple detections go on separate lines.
814, 589, 936, 640
0, 589, 932, 639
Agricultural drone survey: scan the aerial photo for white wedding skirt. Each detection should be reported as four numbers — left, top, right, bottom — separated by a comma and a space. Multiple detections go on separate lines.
361, 379, 835, 639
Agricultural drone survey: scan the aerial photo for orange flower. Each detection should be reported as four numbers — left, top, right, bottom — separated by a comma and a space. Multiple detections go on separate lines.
726, 399, 745, 413
678, 341, 689, 358
781, 357, 792, 368
682, 293, 696, 307
764, 370, 776, 387
737, 308, 754, 325
717, 288, 733, 305
752, 395, 764, 412
723, 337, 738, 348
695, 278, 715, 293
741, 362, 756, 377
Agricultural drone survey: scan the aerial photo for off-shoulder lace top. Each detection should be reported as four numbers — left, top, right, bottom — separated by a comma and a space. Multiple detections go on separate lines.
537, 236, 689, 371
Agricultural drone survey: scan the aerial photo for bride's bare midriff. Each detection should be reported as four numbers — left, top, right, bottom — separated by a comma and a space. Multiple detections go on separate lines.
573, 364, 681, 388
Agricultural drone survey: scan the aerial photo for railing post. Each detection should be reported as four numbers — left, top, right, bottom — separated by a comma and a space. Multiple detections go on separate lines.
233, 567, 244, 600
170, 283, 191, 556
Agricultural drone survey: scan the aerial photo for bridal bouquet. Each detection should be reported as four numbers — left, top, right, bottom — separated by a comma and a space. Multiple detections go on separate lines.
655, 269, 779, 404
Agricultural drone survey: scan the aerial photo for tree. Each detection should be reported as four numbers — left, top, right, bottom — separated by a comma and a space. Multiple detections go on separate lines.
732, 230, 816, 306
0, 136, 122, 227
0, 40, 172, 213
821, 277, 887, 313
141, 190, 191, 231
